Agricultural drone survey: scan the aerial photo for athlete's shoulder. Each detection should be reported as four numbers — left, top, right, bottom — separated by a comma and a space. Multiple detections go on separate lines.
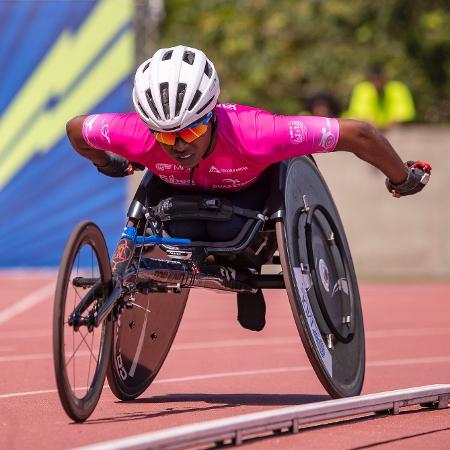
83, 112, 154, 152
215, 103, 271, 137
216, 102, 268, 116
84, 112, 146, 133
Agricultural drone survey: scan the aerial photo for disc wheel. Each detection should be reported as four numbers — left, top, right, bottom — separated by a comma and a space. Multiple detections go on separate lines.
277, 157, 365, 398
107, 246, 189, 400
53, 221, 113, 422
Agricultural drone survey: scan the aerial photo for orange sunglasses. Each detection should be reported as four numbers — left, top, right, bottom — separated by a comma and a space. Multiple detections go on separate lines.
151, 112, 213, 145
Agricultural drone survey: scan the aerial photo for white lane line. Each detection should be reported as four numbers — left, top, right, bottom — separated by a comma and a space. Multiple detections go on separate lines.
0, 282, 55, 325
0, 350, 95, 363
2, 355, 450, 400
173, 337, 298, 350
0, 325, 449, 341
366, 326, 450, 338
0, 330, 52, 339
3, 326, 450, 362
0, 269, 57, 280
0, 346, 13, 352
368, 356, 450, 367
156, 366, 311, 384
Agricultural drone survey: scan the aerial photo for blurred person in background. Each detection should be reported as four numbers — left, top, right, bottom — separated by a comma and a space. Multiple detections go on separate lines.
346, 65, 416, 129
66, 45, 431, 332
306, 91, 342, 118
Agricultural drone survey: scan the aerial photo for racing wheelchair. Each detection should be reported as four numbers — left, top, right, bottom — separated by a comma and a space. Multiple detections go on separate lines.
53, 156, 365, 422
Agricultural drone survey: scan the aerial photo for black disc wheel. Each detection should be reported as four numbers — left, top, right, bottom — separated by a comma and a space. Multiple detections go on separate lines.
107, 246, 189, 400
53, 221, 113, 422
277, 157, 365, 398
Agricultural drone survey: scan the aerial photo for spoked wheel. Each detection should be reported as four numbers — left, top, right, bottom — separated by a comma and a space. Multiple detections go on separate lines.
53, 221, 113, 422
107, 246, 189, 400
277, 157, 365, 398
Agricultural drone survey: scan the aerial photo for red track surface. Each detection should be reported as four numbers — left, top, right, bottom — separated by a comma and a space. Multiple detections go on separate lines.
0, 272, 449, 449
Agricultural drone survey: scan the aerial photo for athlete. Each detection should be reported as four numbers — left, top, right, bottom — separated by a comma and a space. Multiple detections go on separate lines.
66, 45, 431, 331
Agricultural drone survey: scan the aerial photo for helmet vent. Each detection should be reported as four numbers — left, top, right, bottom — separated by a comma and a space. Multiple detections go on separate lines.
183, 50, 195, 65
175, 83, 187, 117
160, 82, 170, 119
196, 96, 215, 115
136, 100, 149, 120
188, 90, 202, 111
143, 61, 151, 72
204, 61, 212, 78
145, 89, 161, 120
162, 50, 173, 61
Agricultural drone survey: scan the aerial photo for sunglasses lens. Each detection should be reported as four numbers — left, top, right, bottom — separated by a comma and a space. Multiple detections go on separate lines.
178, 123, 208, 143
152, 115, 211, 145
154, 132, 176, 145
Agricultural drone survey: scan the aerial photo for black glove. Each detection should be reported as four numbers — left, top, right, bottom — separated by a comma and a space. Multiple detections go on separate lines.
94, 152, 145, 177
386, 161, 431, 198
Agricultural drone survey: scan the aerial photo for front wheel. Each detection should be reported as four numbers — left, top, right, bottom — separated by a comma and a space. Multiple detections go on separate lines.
53, 221, 113, 422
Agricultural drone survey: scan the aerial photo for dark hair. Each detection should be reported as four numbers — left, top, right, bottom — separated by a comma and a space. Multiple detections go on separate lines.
307, 92, 342, 117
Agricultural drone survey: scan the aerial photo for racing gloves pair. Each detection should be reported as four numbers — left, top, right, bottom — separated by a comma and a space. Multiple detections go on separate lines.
385, 161, 431, 198
94, 152, 145, 177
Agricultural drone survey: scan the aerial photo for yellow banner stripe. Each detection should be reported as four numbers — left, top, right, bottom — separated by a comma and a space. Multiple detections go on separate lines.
0, 29, 134, 189
0, 0, 133, 158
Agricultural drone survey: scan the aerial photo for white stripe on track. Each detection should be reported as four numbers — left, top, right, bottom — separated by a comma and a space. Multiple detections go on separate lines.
0, 282, 55, 325
2, 326, 450, 362
0, 330, 51, 339
0, 269, 57, 280
2, 355, 450, 400
1, 325, 448, 342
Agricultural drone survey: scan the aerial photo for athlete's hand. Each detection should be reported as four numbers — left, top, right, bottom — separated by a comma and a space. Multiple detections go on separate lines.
385, 161, 431, 198
94, 152, 145, 177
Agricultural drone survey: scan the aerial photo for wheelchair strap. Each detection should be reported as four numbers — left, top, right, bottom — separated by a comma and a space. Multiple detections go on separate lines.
149, 195, 266, 222
232, 206, 266, 220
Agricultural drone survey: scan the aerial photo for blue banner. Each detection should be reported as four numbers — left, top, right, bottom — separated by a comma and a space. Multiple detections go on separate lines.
0, 0, 135, 267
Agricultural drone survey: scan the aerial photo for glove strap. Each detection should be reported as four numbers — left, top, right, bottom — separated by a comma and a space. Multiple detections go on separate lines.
388, 162, 431, 197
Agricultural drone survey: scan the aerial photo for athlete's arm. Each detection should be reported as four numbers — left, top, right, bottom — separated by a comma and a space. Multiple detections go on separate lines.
66, 114, 148, 177
66, 115, 111, 166
335, 119, 408, 184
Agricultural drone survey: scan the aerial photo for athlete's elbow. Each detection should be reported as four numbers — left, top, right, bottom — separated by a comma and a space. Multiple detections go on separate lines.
336, 119, 377, 158
66, 115, 88, 152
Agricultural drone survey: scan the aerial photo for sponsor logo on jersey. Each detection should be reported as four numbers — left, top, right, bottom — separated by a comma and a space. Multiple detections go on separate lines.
320, 118, 336, 151
209, 165, 221, 173
209, 165, 248, 174
100, 123, 110, 144
159, 174, 194, 186
212, 176, 257, 189
155, 163, 184, 171
84, 114, 99, 132
289, 120, 308, 144
217, 103, 237, 111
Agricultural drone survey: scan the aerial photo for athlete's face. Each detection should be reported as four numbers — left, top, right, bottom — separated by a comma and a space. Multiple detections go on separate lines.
158, 121, 213, 169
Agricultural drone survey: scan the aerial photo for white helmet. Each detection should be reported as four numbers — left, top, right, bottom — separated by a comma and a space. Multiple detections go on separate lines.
133, 45, 220, 132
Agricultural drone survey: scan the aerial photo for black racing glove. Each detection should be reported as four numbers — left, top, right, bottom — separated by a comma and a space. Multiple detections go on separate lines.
385, 161, 432, 198
94, 152, 145, 177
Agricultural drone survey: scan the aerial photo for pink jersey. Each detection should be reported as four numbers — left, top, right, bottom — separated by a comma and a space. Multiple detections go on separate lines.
82, 103, 339, 192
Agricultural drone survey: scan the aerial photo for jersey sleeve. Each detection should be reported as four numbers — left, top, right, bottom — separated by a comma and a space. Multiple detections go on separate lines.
82, 113, 155, 162
237, 109, 340, 166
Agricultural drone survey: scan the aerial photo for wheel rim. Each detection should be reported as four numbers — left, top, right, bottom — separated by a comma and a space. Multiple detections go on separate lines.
62, 241, 106, 401
54, 222, 112, 421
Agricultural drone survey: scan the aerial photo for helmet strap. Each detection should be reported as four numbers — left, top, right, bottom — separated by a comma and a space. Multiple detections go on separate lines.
202, 112, 217, 160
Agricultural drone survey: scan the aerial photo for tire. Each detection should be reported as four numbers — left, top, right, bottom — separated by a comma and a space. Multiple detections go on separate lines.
106, 245, 189, 400
53, 221, 113, 422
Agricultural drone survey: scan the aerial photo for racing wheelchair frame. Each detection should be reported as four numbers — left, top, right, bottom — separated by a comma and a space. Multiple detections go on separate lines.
53, 156, 365, 422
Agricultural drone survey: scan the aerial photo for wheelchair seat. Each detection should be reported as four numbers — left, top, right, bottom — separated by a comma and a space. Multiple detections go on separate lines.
127, 163, 287, 266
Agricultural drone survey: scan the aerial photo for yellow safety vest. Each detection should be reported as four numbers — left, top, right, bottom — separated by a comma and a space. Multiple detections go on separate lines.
345, 81, 416, 128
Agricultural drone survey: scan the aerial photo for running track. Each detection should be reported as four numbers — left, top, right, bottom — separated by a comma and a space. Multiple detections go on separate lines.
0, 272, 449, 449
